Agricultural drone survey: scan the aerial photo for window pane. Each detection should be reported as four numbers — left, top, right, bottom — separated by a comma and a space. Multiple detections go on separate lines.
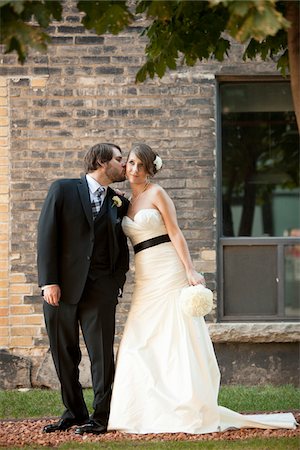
223, 245, 277, 316
285, 243, 300, 317
221, 82, 299, 237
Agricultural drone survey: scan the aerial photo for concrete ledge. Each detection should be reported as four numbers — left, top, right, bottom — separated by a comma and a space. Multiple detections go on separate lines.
215, 342, 299, 386
207, 322, 300, 343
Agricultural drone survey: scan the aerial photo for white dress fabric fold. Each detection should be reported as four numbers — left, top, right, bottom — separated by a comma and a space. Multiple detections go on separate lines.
108, 209, 296, 434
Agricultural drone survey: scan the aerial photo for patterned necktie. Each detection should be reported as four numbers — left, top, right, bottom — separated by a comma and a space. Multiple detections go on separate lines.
91, 186, 104, 219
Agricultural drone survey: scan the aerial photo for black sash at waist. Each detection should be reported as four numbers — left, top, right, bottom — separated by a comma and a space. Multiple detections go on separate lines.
133, 234, 171, 254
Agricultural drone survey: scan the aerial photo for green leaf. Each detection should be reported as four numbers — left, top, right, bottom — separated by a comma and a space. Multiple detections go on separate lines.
78, 0, 133, 35
276, 50, 289, 77
139, 0, 177, 20
154, 56, 166, 78
11, 0, 24, 15
243, 28, 288, 75
224, 0, 290, 43
0, 3, 51, 63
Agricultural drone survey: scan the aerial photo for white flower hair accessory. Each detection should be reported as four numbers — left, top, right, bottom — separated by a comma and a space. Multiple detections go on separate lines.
153, 155, 163, 171
112, 195, 122, 208
180, 284, 213, 317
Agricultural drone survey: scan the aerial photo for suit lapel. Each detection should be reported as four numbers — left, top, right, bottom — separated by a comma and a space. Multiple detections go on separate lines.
107, 188, 119, 268
77, 176, 93, 228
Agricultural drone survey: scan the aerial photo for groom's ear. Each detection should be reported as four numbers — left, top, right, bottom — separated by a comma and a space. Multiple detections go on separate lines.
97, 159, 105, 168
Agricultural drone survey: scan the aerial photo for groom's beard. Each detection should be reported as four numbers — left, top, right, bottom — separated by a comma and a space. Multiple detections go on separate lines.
106, 166, 126, 183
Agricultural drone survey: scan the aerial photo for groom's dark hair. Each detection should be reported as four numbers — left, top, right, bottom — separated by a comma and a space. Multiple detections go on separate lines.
84, 143, 122, 173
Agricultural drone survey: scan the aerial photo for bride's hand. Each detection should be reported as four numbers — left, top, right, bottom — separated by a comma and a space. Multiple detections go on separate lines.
114, 188, 127, 197
186, 269, 206, 287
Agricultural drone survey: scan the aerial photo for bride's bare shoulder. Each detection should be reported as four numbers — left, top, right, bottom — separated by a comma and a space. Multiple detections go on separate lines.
150, 183, 165, 194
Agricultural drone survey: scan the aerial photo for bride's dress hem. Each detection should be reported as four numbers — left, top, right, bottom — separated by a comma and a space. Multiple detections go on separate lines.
108, 209, 297, 435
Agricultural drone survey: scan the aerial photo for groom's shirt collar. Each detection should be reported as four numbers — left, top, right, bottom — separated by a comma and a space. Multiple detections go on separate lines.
85, 174, 107, 201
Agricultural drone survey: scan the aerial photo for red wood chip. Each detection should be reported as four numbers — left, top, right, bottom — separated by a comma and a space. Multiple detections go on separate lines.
0, 412, 299, 447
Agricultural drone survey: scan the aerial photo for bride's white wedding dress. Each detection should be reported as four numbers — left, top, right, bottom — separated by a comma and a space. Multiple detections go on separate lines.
108, 209, 296, 434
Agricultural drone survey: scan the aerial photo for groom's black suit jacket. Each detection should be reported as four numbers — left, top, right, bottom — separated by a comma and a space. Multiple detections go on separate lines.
37, 176, 129, 304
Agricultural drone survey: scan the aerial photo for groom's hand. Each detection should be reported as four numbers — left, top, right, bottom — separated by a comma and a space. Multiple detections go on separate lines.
42, 284, 61, 306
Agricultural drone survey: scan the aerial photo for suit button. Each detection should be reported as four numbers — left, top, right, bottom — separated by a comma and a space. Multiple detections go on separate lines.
87, 256, 91, 261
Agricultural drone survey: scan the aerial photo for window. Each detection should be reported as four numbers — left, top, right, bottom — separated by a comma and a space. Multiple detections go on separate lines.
218, 80, 300, 321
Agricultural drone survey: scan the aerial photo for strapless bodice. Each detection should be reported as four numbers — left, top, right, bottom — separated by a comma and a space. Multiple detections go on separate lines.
122, 208, 167, 246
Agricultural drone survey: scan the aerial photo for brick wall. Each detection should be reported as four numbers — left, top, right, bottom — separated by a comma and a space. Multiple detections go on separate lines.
0, 1, 286, 384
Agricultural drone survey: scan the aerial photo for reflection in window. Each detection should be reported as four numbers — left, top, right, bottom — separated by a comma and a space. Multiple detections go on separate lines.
221, 82, 299, 237
285, 240, 300, 317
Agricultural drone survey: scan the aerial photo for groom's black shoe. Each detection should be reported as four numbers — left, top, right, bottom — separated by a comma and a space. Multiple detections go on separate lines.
43, 418, 87, 433
75, 419, 107, 435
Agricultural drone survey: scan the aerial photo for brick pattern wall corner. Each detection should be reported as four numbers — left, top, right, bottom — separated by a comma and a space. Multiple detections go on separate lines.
0, 77, 9, 348
0, 0, 282, 378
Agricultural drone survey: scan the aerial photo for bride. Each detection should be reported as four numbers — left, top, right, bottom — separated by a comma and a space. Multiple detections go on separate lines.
108, 143, 296, 434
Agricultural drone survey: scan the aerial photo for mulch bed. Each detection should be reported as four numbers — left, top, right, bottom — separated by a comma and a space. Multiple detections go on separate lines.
0, 412, 299, 448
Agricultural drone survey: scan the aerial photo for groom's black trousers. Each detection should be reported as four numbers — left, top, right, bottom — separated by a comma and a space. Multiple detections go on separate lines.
43, 274, 119, 425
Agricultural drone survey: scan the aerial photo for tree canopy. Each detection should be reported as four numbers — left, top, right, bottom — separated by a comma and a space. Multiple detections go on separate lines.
0, 0, 299, 125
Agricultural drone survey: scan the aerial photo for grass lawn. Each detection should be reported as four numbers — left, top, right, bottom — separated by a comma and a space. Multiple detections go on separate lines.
0, 384, 299, 420
0, 385, 298, 449
0, 437, 299, 449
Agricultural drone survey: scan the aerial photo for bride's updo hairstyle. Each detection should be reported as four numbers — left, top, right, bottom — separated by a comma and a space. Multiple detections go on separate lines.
130, 143, 162, 177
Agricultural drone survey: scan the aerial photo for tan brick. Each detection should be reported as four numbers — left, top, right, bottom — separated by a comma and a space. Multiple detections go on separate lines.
0, 256, 8, 264
0, 307, 8, 316
0, 174, 9, 184
24, 315, 43, 326
0, 128, 8, 137
0, 245, 9, 255
10, 316, 24, 325
0, 79, 7, 87
9, 295, 23, 305
0, 98, 8, 106
0, 261, 8, 271
0, 194, 9, 203
0, 155, 8, 163
0, 108, 8, 116
0, 301, 8, 309
0, 204, 8, 213
0, 326, 9, 336
0, 272, 8, 287
11, 326, 38, 336
0, 137, 9, 146
10, 284, 31, 294
0, 185, 9, 194
10, 273, 26, 283
199, 260, 216, 272
10, 336, 33, 346
31, 78, 48, 88
0, 316, 8, 326
0, 220, 8, 230
0, 88, 7, 97
0, 167, 8, 176
0, 336, 9, 346
0, 155, 9, 164
0, 283, 8, 301
10, 305, 33, 315
201, 250, 216, 261
0, 117, 9, 127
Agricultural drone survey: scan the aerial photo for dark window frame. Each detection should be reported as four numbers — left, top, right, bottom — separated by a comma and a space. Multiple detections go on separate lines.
216, 76, 300, 322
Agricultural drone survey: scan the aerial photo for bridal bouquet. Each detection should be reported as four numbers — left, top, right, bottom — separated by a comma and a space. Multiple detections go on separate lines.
180, 284, 213, 317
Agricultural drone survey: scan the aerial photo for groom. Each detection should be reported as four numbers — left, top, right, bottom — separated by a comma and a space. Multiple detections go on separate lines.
37, 143, 129, 435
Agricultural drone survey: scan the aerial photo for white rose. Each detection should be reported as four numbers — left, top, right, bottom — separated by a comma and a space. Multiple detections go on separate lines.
112, 196, 122, 208
153, 155, 163, 171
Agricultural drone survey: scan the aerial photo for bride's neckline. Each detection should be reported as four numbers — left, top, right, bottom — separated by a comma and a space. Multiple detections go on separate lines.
125, 208, 160, 222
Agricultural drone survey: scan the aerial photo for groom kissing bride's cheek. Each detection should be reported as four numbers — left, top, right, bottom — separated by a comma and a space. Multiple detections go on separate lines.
38, 142, 296, 435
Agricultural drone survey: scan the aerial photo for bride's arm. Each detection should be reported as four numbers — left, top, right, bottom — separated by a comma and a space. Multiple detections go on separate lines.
153, 186, 205, 286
